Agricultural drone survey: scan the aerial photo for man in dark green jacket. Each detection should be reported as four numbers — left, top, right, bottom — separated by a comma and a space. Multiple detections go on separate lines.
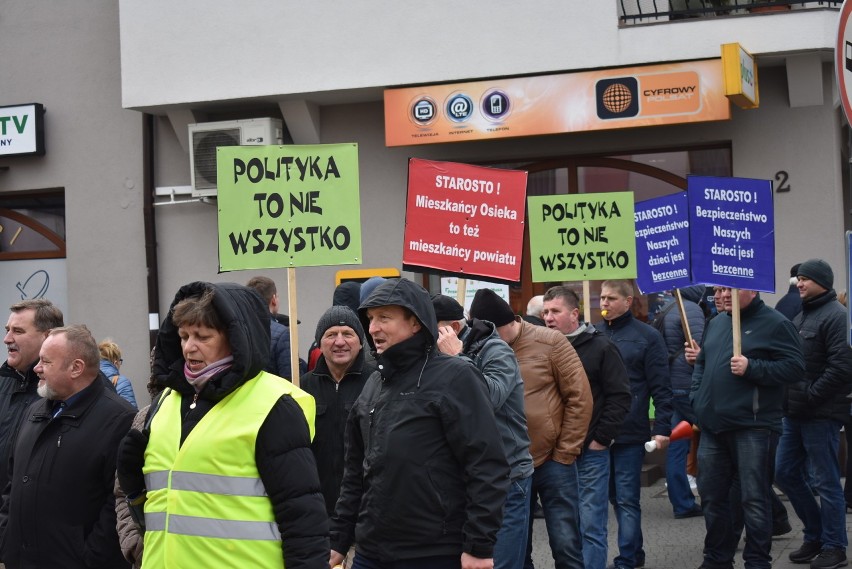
691, 288, 804, 569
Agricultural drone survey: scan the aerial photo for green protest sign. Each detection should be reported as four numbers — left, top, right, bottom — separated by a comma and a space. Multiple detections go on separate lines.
528, 192, 637, 282
216, 144, 362, 271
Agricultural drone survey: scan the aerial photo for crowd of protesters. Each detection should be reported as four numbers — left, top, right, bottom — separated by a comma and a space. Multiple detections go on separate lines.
0, 259, 850, 569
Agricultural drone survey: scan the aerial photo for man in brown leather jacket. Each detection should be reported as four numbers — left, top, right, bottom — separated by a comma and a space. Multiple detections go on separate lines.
471, 288, 592, 569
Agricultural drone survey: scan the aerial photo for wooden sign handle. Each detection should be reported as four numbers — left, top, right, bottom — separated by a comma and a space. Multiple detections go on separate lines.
674, 289, 693, 346
287, 267, 300, 387
731, 289, 741, 357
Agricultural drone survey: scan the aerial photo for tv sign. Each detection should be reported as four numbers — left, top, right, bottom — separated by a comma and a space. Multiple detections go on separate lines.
0, 104, 46, 157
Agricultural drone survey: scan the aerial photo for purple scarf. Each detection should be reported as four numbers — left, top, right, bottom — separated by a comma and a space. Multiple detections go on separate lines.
183, 355, 234, 392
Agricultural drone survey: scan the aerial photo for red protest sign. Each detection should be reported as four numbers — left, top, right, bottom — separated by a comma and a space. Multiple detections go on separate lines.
403, 158, 528, 282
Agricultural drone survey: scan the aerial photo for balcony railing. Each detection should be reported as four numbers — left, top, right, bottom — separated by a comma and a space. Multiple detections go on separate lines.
619, 0, 840, 25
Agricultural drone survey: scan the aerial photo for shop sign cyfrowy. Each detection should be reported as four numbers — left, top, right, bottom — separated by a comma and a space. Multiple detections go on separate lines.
216, 144, 362, 271
0, 104, 45, 157
634, 192, 691, 294
403, 158, 527, 282
528, 192, 636, 282
688, 175, 774, 293
384, 60, 730, 146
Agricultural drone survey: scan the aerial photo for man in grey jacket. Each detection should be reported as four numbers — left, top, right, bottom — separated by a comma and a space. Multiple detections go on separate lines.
433, 294, 533, 569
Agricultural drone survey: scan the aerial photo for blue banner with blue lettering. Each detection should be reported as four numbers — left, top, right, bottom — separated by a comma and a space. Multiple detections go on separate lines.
688, 175, 775, 293
634, 193, 691, 294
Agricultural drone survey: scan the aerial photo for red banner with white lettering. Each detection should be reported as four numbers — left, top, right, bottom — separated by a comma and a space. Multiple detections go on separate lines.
403, 158, 528, 282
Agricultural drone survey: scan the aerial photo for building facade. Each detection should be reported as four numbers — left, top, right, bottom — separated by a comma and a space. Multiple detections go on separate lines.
1, 1, 846, 401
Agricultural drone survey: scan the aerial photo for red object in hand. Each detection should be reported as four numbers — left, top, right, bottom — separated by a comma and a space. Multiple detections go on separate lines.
670, 420, 693, 442
645, 420, 693, 452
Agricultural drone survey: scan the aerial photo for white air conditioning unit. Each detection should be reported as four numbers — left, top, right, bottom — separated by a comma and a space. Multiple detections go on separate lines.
189, 117, 284, 197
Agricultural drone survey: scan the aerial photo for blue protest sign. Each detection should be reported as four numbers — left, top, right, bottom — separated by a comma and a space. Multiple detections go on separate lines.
688, 175, 774, 293
634, 193, 691, 294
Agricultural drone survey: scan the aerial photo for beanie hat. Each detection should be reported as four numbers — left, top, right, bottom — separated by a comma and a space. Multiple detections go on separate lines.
469, 288, 516, 327
431, 294, 464, 322
314, 305, 364, 345
797, 259, 834, 291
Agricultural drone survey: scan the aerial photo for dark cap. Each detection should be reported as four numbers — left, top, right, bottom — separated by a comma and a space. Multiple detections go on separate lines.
469, 288, 516, 327
789, 263, 801, 278
431, 294, 464, 322
797, 259, 834, 291
314, 305, 364, 345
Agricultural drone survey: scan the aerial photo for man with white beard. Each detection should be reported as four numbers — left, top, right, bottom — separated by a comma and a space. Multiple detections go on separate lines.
0, 325, 134, 568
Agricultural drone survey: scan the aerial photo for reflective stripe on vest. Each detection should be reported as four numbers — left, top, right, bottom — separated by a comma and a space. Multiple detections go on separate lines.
141, 373, 316, 568
146, 470, 268, 497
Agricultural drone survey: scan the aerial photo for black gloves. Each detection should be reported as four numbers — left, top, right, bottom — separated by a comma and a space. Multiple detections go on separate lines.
116, 429, 149, 496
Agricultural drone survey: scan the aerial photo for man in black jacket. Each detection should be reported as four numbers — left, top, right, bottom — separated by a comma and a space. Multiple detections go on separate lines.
0, 299, 64, 497
432, 294, 533, 569
301, 305, 375, 516
596, 280, 672, 569
0, 325, 134, 568
774, 259, 852, 569
330, 278, 509, 569
542, 286, 630, 569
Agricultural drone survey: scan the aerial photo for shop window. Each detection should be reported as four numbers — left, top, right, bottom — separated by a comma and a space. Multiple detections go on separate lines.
0, 190, 67, 309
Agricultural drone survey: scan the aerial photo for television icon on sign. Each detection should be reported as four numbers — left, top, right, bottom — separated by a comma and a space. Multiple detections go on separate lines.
410, 97, 437, 125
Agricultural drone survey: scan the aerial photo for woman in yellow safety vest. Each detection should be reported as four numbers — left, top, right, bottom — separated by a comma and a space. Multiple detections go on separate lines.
116, 281, 329, 569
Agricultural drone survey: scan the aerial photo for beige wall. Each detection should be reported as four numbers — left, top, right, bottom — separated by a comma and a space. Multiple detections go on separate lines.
0, 1, 149, 398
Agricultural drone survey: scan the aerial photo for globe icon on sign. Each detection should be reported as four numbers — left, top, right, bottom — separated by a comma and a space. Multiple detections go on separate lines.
602, 83, 633, 114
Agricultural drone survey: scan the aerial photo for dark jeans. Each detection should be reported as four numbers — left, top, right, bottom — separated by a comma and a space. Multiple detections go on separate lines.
775, 418, 847, 549
667, 392, 699, 516
697, 428, 779, 569
524, 459, 583, 569
609, 443, 645, 569
845, 423, 852, 507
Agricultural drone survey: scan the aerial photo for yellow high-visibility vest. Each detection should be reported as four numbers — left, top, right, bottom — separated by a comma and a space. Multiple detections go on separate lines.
142, 372, 316, 568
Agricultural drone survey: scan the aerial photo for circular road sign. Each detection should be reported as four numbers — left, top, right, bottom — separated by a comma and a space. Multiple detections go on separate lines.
836, 0, 852, 124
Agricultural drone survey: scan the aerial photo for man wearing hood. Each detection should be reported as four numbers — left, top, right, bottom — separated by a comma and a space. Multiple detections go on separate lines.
116, 282, 328, 569
432, 293, 533, 569
330, 278, 509, 569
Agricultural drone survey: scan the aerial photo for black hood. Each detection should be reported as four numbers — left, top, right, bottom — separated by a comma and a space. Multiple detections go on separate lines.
678, 284, 706, 304
153, 281, 271, 401
357, 278, 438, 351
332, 281, 362, 314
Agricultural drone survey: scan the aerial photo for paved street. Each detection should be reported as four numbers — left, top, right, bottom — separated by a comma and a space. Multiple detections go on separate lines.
529, 479, 852, 568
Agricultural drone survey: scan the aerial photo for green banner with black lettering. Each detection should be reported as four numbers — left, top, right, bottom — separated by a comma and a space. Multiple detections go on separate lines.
528, 192, 637, 282
216, 144, 362, 271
